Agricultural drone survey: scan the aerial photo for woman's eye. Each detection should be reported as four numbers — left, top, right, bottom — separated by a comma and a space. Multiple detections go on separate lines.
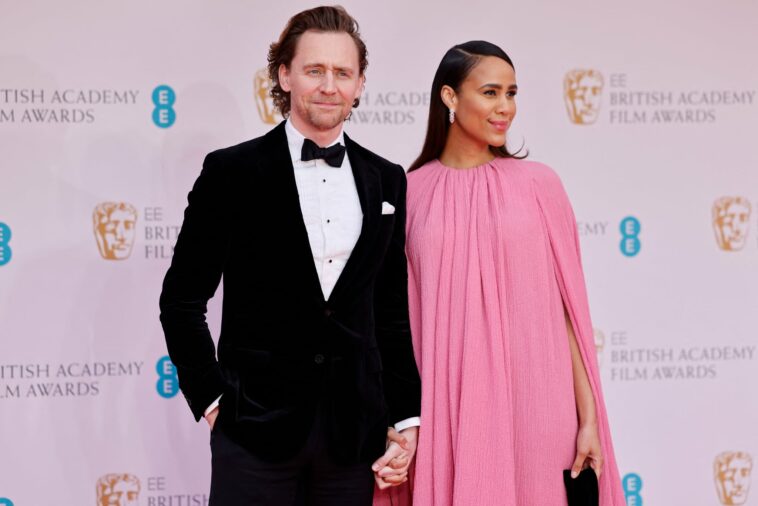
484, 90, 496, 96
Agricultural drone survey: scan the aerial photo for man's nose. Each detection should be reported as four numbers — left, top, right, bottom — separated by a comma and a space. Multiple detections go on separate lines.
320, 71, 336, 93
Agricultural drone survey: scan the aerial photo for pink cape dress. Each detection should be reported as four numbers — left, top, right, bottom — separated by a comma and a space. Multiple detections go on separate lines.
374, 158, 625, 505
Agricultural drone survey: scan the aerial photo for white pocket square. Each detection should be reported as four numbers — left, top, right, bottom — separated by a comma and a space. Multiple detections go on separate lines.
381, 201, 395, 215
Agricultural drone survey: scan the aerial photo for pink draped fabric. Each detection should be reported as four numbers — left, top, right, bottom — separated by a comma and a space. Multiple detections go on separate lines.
374, 158, 625, 505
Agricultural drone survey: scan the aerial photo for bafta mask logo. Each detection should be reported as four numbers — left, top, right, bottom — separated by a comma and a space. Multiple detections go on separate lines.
593, 328, 606, 367
564, 69, 604, 125
96, 473, 140, 506
93, 202, 138, 260
713, 197, 752, 251
715, 451, 753, 505
254, 68, 283, 125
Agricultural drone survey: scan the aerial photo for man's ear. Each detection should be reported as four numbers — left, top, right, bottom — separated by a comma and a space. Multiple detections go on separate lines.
278, 64, 291, 92
354, 74, 366, 101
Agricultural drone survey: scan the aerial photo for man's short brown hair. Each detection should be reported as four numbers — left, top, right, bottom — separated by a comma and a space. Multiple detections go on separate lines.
267, 5, 368, 117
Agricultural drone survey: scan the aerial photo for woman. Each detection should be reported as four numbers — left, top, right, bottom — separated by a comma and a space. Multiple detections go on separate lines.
376, 41, 626, 505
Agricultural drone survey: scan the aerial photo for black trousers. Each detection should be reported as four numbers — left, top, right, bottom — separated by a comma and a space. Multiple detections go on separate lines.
208, 408, 375, 506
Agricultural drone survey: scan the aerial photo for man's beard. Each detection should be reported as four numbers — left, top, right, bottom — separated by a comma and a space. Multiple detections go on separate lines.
299, 101, 347, 131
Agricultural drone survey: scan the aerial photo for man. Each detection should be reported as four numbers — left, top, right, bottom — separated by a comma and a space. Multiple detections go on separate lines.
159, 6, 420, 505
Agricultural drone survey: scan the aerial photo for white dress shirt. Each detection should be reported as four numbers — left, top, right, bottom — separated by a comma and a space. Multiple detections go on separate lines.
206, 120, 419, 432
285, 119, 362, 300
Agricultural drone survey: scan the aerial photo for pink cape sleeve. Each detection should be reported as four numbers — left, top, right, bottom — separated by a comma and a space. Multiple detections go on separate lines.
531, 162, 626, 505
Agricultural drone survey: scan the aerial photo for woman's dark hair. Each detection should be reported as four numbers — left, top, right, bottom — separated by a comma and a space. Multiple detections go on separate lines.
408, 41, 527, 172
267, 5, 368, 117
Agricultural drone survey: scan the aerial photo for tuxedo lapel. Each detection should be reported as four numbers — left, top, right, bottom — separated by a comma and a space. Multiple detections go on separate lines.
257, 122, 325, 304
327, 133, 381, 305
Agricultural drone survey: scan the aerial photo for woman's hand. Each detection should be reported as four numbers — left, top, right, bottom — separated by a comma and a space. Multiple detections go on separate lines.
571, 422, 603, 479
372, 427, 418, 489
564, 307, 603, 480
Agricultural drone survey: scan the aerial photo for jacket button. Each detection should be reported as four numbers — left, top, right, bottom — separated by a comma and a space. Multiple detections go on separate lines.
324, 308, 334, 317
314, 354, 325, 365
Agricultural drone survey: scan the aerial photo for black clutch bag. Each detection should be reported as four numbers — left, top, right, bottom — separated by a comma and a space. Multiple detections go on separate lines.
563, 468, 599, 506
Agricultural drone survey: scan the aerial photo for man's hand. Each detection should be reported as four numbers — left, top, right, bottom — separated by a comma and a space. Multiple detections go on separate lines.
205, 406, 219, 430
372, 426, 418, 489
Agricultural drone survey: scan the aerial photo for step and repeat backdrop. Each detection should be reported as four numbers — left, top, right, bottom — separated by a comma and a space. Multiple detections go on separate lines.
1, 0, 757, 504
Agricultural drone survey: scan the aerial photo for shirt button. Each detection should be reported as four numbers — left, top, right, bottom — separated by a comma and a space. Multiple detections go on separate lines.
314, 354, 325, 365
322, 179, 327, 183
326, 219, 331, 223
328, 259, 333, 263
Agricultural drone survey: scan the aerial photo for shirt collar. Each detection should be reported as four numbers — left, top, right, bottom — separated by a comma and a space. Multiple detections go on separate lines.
285, 119, 346, 165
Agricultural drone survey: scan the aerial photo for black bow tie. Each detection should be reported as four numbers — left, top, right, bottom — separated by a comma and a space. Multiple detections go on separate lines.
301, 138, 346, 168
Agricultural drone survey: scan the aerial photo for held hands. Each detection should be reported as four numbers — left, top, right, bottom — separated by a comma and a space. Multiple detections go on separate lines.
206, 406, 419, 488
372, 426, 418, 489
205, 406, 219, 430
571, 422, 603, 479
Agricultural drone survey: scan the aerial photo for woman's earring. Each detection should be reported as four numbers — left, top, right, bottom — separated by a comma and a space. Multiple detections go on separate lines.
449, 109, 455, 124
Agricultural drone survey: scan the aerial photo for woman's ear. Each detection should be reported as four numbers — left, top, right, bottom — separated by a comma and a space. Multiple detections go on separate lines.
440, 85, 457, 110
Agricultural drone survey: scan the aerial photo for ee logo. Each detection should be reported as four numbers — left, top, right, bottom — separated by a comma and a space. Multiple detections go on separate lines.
152, 85, 176, 128
0, 498, 14, 506
619, 216, 641, 257
623, 473, 643, 506
0, 222, 12, 266
156, 356, 179, 398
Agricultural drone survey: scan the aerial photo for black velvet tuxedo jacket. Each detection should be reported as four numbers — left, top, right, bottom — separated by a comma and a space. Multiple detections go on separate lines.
159, 122, 421, 464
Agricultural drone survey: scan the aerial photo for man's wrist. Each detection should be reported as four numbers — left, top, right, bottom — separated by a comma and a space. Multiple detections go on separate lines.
204, 395, 222, 417
394, 416, 420, 432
